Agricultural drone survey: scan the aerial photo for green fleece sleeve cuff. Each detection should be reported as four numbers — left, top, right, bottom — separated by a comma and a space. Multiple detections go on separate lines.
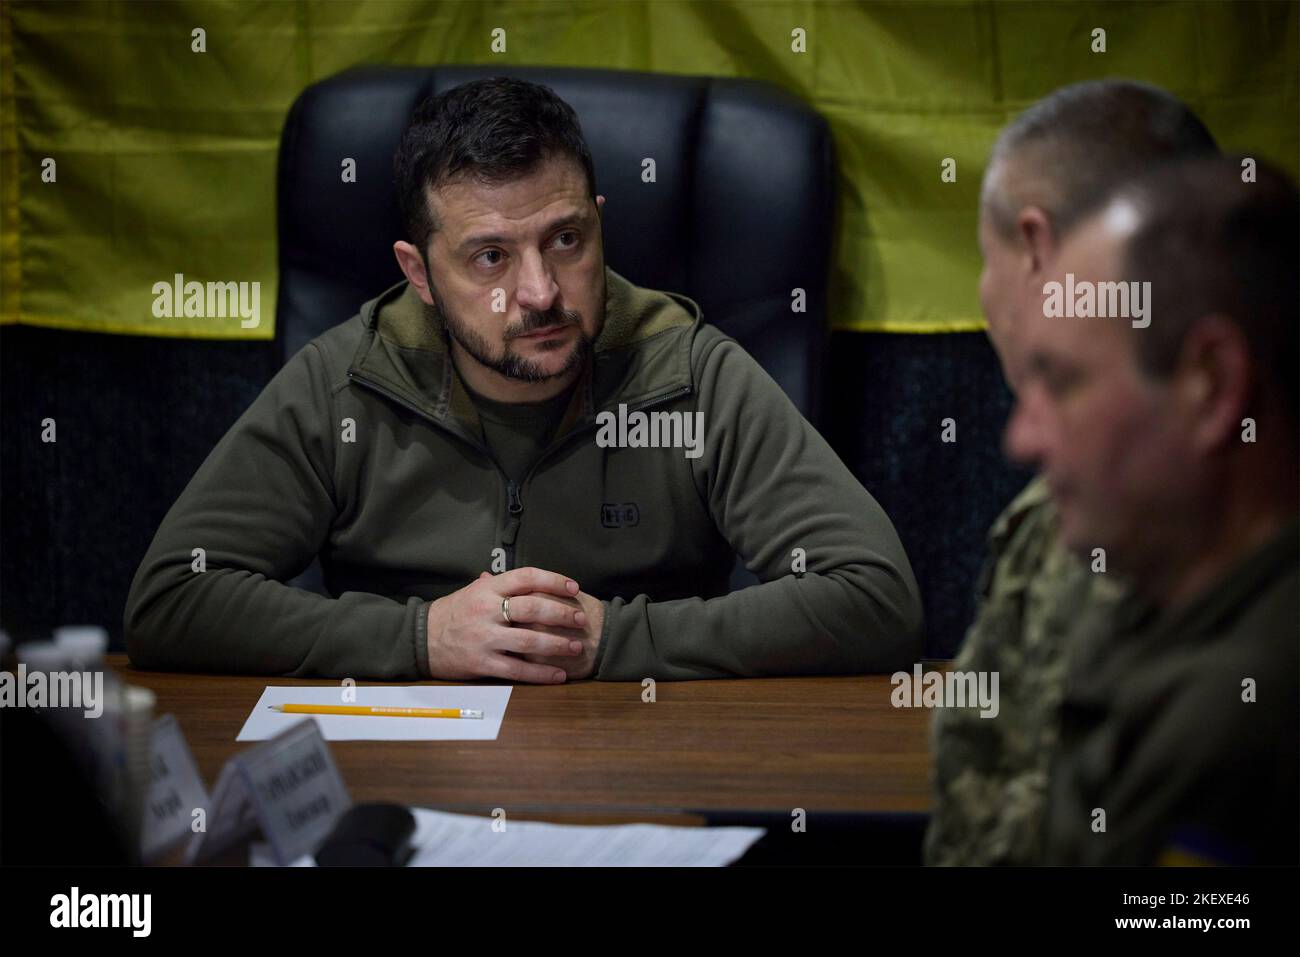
591, 599, 614, 679
414, 599, 433, 679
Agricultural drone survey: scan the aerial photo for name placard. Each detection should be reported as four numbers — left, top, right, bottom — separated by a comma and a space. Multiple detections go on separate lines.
186, 718, 351, 866
141, 714, 210, 863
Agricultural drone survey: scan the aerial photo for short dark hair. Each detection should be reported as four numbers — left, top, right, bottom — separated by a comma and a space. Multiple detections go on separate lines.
985, 79, 1218, 239
1111, 155, 1299, 426
393, 76, 598, 258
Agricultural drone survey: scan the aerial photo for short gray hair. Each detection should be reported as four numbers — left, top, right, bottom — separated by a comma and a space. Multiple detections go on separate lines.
984, 79, 1217, 240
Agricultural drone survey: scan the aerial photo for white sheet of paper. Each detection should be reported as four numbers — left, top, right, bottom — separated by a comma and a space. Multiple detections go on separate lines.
235, 686, 512, 741
251, 807, 765, 867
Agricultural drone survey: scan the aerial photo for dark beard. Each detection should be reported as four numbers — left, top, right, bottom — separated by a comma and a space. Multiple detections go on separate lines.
424, 261, 595, 383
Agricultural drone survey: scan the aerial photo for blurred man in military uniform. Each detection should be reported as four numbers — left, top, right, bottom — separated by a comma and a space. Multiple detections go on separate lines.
1017, 157, 1298, 865
924, 81, 1217, 865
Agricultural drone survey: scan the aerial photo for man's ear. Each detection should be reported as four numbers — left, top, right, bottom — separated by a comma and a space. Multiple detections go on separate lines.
1174, 314, 1253, 455
393, 241, 434, 306
1016, 205, 1055, 277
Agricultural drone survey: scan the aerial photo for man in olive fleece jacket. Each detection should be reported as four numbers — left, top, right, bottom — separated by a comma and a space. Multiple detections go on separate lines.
125, 76, 921, 683
124, 260, 922, 682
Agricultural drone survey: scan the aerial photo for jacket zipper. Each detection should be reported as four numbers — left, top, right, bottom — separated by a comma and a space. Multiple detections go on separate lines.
506, 384, 692, 568
348, 372, 526, 567
348, 371, 690, 571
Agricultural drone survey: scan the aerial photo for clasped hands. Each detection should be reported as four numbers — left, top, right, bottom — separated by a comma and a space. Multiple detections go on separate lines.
424, 567, 604, 683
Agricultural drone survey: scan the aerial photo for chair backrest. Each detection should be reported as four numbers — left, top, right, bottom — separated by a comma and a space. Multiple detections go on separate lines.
275, 64, 835, 425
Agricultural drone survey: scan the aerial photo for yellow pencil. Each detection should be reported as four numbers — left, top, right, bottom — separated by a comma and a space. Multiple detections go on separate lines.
269, 703, 483, 719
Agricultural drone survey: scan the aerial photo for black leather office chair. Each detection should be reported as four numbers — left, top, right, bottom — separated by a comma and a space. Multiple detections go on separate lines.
275, 64, 836, 594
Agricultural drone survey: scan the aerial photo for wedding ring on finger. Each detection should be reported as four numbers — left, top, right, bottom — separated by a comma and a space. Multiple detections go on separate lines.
501, 595, 514, 624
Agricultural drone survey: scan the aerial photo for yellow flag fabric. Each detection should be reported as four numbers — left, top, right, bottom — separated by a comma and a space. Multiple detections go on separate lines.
2, 0, 1296, 338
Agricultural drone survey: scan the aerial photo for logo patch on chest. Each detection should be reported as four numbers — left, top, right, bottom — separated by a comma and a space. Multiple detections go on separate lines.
601, 503, 640, 528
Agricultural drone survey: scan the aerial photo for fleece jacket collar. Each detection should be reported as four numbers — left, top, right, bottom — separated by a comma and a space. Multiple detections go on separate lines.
346, 266, 702, 446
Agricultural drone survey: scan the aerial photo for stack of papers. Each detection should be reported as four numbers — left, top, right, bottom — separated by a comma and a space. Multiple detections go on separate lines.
251, 807, 765, 867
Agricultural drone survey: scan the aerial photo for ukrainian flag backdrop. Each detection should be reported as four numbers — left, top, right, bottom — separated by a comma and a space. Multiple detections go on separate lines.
1, 0, 1296, 338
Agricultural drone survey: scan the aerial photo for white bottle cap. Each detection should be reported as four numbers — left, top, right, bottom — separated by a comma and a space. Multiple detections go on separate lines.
54, 625, 110, 661
16, 641, 72, 671
124, 686, 157, 714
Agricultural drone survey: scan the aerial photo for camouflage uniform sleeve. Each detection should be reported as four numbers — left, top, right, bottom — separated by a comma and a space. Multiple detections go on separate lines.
924, 476, 1103, 865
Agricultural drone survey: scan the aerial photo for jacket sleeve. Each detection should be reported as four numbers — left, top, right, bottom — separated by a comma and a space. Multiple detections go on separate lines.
123, 341, 431, 680
592, 331, 924, 680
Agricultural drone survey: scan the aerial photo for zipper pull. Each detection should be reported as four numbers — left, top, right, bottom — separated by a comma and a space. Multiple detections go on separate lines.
502, 480, 523, 561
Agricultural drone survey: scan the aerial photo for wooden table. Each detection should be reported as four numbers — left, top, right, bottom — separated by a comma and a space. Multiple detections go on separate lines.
108, 655, 935, 860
